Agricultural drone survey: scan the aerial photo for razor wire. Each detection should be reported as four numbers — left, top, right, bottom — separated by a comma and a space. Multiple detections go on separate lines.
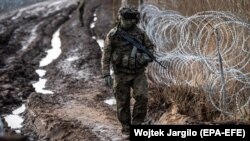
139, 4, 250, 117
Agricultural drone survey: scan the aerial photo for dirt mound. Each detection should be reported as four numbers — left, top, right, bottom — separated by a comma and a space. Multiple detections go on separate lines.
24, 93, 99, 140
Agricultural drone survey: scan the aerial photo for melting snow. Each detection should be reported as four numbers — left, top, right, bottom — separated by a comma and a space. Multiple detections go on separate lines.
97, 39, 104, 50
32, 78, 54, 94
90, 23, 95, 29
33, 27, 62, 94
66, 56, 79, 62
4, 115, 24, 129
12, 104, 26, 115
90, 12, 97, 29
104, 97, 116, 106
4, 104, 26, 132
35, 69, 46, 77
39, 28, 62, 67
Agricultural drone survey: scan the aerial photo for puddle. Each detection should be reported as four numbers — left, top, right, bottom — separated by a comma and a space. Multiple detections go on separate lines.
90, 23, 95, 29
4, 104, 26, 133
32, 78, 54, 94
35, 69, 46, 77
89, 12, 113, 76
110, 69, 114, 76
104, 97, 116, 106
96, 39, 104, 51
12, 104, 26, 115
22, 24, 39, 50
66, 56, 79, 62
89, 12, 104, 51
39, 27, 62, 67
90, 12, 97, 29
33, 27, 62, 94
33, 69, 53, 94
4, 115, 24, 129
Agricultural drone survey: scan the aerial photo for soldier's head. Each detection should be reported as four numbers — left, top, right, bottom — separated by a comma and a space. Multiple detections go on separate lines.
118, 6, 140, 30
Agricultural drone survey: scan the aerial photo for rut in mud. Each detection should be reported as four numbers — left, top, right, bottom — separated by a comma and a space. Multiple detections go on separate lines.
23, 0, 126, 140
3, 0, 248, 141
2, 0, 137, 140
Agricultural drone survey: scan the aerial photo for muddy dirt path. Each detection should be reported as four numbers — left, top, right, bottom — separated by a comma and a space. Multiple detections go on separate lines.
23, 0, 131, 140
1, 0, 190, 140
17, 0, 128, 140
0, 0, 78, 135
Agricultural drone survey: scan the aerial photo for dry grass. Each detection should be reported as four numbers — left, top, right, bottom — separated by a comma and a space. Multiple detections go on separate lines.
142, 0, 250, 123
113, 0, 250, 21
145, 0, 250, 22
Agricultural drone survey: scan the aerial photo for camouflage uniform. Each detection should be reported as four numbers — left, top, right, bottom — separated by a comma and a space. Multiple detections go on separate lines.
78, 0, 85, 27
101, 7, 155, 132
0, 117, 3, 136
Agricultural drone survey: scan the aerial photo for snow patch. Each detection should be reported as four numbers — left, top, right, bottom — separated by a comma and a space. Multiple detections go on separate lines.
11, 9, 24, 20
4, 115, 24, 129
40, 28, 62, 67
32, 78, 54, 94
97, 39, 104, 50
66, 56, 79, 62
36, 69, 46, 77
4, 104, 26, 133
22, 24, 39, 50
90, 12, 97, 29
104, 97, 116, 106
33, 27, 62, 95
90, 23, 95, 29
12, 104, 26, 115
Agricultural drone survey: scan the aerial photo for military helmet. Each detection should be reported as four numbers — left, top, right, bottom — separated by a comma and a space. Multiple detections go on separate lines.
118, 6, 140, 23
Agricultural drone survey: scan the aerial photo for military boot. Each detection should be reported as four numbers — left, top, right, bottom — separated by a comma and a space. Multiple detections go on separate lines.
121, 125, 130, 135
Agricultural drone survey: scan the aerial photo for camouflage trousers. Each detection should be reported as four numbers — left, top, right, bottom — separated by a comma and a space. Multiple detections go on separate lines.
113, 72, 148, 128
78, 1, 85, 26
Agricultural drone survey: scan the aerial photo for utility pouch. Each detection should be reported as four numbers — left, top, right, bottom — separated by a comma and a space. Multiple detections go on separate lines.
112, 51, 122, 65
122, 55, 129, 68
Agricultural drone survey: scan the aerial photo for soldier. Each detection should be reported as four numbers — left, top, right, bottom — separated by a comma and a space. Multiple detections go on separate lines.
0, 117, 3, 136
77, 0, 85, 27
101, 6, 155, 135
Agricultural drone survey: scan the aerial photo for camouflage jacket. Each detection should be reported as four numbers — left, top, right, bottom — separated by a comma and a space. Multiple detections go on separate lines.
102, 25, 155, 76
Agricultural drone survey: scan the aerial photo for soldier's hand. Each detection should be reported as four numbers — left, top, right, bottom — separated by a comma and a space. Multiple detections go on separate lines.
103, 75, 113, 87
139, 54, 152, 65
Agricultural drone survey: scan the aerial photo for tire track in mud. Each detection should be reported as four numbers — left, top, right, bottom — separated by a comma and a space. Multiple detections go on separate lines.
0, 0, 78, 137
24, 0, 129, 140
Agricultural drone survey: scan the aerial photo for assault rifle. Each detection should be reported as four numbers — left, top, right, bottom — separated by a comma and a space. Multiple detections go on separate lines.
117, 29, 166, 69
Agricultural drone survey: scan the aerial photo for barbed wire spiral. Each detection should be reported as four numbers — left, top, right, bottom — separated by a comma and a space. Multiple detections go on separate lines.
139, 4, 250, 117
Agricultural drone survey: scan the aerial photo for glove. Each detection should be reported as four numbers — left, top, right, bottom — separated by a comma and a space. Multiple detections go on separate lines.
138, 54, 152, 65
103, 75, 113, 87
